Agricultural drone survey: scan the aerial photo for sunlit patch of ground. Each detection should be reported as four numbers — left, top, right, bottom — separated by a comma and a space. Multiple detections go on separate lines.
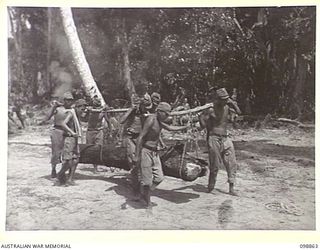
6, 126, 315, 230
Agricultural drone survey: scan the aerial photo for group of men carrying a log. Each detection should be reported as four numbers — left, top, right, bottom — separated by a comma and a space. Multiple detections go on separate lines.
40, 86, 241, 208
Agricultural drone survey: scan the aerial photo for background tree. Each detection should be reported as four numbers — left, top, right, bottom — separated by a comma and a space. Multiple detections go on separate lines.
8, 6, 315, 121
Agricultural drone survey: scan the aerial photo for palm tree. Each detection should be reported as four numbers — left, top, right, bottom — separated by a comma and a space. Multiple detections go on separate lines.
59, 7, 106, 106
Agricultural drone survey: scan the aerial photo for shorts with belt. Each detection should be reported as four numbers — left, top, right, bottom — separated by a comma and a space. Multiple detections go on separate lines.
139, 146, 164, 187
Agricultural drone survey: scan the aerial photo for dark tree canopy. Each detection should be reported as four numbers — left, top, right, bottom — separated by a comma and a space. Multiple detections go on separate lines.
8, 6, 315, 120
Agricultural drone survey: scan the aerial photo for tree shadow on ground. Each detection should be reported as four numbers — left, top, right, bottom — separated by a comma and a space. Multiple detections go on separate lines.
169, 138, 315, 163
152, 188, 200, 204
234, 140, 315, 160
172, 184, 236, 197
172, 184, 208, 193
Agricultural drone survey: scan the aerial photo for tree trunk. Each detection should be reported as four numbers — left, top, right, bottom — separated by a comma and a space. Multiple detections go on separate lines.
119, 18, 135, 98
8, 7, 25, 92
79, 143, 207, 182
59, 7, 106, 106
292, 54, 307, 121
46, 7, 52, 93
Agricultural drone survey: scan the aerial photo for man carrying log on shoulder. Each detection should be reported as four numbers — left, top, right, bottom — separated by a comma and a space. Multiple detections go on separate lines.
199, 88, 241, 196
133, 102, 189, 208
119, 94, 149, 169
84, 95, 110, 173
119, 93, 152, 196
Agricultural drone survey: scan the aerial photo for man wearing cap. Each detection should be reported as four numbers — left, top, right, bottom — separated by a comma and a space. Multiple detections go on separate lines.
120, 94, 147, 168
119, 92, 153, 195
84, 96, 110, 173
199, 88, 241, 196
74, 98, 87, 121
56, 92, 82, 186
133, 102, 189, 208
150, 92, 161, 113
39, 92, 74, 178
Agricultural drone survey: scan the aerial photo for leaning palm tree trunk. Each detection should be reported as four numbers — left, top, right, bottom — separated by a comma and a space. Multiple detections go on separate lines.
59, 7, 106, 106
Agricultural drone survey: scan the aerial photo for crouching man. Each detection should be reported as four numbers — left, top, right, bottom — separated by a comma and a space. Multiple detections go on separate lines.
133, 102, 189, 208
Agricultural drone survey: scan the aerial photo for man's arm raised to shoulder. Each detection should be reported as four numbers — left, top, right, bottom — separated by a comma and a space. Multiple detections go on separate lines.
199, 107, 215, 129
61, 111, 77, 137
227, 98, 241, 115
39, 104, 58, 125
119, 107, 137, 124
160, 120, 189, 132
133, 115, 154, 163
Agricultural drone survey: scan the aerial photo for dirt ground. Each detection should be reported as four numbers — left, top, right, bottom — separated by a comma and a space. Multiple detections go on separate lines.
6, 125, 315, 230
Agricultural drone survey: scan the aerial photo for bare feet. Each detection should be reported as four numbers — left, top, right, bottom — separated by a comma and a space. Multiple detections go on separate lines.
229, 190, 238, 196
207, 186, 215, 193
229, 183, 238, 196
66, 180, 76, 186
51, 169, 57, 178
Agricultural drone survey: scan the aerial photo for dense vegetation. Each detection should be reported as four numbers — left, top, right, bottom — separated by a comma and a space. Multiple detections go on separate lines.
8, 7, 315, 120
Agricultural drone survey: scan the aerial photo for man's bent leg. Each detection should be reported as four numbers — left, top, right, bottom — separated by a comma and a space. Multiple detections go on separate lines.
50, 129, 64, 178
51, 164, 57, 178
93, 130, 104, 173
151, 153, 164, 191
207, 136, 223, 192
140, 148, 153, 207
57, 161, 70, 185
67, 159, 78, 185
223, 138, 237, 195
130, 165, 141, 198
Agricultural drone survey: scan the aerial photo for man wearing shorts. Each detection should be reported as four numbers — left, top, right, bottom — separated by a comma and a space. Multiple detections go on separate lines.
199, 88, 241, 195
134, 102, 188, 208
85, 96, 110, 173
56, 92, 82, 186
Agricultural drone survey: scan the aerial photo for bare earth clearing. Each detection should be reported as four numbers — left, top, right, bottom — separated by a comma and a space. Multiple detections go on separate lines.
6, 125, 315, 230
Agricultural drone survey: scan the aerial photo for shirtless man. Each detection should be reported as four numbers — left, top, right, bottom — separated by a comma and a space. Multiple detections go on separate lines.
85, 96, 110, 173
56, 92, 82, 185
133, 102, 188, 208
150, 92, 161, 113
119, 93, 152, 196
199, 88, 241, 196
39, 96, 69, 178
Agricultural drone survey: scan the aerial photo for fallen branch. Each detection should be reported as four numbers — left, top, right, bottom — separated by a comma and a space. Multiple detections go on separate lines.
277, 118, 315, 129
277, 118, 301, 126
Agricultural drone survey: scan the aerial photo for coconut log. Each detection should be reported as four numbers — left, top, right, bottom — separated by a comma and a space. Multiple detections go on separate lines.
79, 142, 207, 181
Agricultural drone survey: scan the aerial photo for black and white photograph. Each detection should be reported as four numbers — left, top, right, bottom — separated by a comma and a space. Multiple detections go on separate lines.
5, 4, 316, 232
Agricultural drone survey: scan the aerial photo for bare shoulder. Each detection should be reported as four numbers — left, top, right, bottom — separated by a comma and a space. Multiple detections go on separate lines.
145, 114, 156, 125
201, 107, 214, 117
208, 107, 215, 113
55, 106, 66, 115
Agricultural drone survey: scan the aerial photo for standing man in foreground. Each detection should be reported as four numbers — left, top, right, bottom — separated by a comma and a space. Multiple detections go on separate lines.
56, 92, 82, 186
134, 102, 189, 208
199, 88, 241, 196
85, 96, 110, 173
39, 95, 70, 178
